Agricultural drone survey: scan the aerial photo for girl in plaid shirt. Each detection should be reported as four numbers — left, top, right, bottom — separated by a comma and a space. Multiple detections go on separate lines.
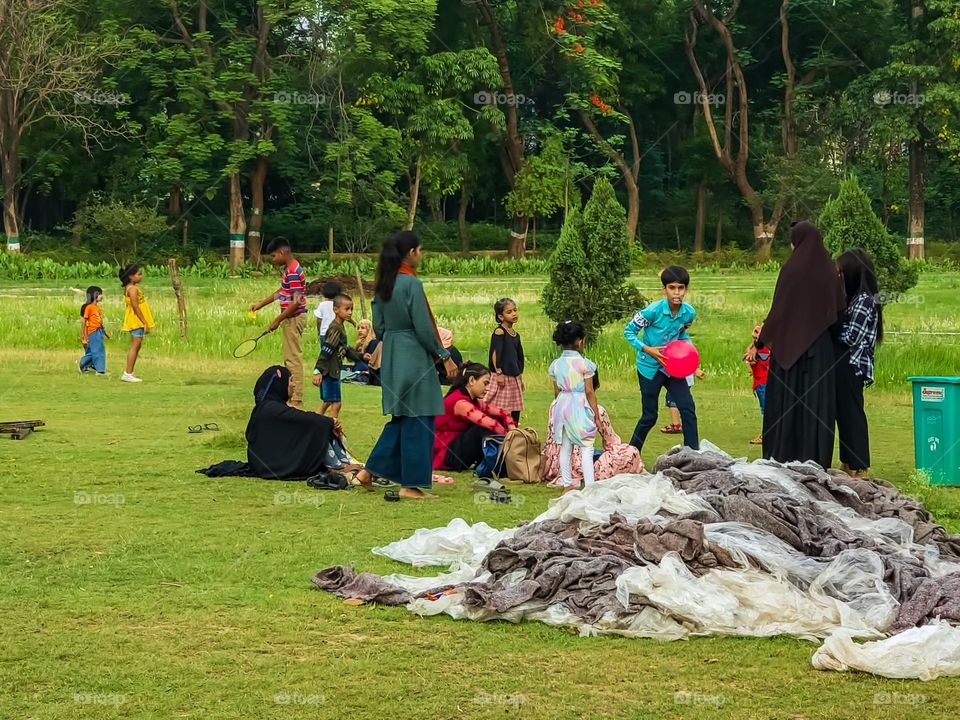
836, 249, 884, 477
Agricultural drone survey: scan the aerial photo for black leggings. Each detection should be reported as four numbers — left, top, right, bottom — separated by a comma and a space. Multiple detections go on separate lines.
444, 424, 493, 471
836, 359, 870, 470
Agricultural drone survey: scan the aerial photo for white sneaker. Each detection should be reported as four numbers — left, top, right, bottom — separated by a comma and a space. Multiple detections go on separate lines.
121, 372, 143, 383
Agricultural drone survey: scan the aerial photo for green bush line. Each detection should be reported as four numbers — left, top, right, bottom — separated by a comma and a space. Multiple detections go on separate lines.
0, 247, 955, 282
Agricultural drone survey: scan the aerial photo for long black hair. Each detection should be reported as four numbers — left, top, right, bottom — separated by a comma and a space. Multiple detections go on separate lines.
80, 286, 103, 317
119, 263, 141, 288
375, 230, 421, 302
837, 248, 884, 345
446, 362, 490, 397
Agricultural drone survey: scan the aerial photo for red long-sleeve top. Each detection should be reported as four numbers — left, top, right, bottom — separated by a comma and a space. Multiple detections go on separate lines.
433, 387, 514, 469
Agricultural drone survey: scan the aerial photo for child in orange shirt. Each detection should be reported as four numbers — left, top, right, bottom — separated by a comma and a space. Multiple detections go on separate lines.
78, 286, 109, 375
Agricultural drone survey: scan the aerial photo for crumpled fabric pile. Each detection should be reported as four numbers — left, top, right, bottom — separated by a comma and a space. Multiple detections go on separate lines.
311, 441, 960, 680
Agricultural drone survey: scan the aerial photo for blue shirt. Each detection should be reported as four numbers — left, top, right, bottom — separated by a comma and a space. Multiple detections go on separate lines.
624, 298, 696, 379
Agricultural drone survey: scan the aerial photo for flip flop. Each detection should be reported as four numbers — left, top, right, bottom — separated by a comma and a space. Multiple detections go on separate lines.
474, 478, 506, 492
372, 477, 396, 487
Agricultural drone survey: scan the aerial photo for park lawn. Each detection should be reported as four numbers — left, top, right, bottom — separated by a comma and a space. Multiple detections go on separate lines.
1, 272, 959, 719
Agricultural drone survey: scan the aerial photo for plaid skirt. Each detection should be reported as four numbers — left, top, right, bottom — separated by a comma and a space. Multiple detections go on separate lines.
483, 374, 524, 412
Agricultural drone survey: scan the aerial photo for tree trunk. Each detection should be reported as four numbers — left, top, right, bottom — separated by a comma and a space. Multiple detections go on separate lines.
458, 181, 470, 253
1, 140, 21, 251
248, 153, 268, 268
753, 220, 778, 262
228, 173, 246, 270
579, 109, 640, 241
404, 154, 422, 231
327, 225, 334, 261
715, 213, 723, 251
694, 178, 707, 252
532, 215, 537, 253
908, 138, 925, 260
169, 184, 183, 248
508, 215, 528, 258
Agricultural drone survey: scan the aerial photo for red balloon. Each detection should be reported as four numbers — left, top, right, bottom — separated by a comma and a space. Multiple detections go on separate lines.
662, 340, 700, 378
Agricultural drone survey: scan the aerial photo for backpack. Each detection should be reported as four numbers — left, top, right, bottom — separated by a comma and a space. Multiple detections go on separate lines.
475, 435, 506, 480
498, 427, 543, 484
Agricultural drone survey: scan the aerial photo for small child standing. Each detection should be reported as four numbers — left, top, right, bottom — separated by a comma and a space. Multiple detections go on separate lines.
313, 280, 344, 343
483, 298, 524, 423
78, 286, 109, 375
120, 264, 155, 383
313, 294, 362, 418
743, 323, 770, 445
623, 265, 700, 453
548, 321, 608, 494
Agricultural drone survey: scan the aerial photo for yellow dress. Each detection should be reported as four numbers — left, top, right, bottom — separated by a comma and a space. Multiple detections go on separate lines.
122, 287, 155, 331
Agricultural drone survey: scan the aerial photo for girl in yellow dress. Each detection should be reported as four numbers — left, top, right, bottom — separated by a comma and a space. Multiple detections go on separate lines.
119, 264, 155, 383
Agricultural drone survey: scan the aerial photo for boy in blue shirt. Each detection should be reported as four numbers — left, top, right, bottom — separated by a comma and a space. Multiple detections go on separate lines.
624, 266, 700, 453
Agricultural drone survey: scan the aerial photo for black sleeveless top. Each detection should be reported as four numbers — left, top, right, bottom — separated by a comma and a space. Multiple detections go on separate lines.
488, 325, 524, 376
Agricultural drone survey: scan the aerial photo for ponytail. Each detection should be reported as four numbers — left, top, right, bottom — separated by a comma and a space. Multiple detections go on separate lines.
374, 231, 421, 302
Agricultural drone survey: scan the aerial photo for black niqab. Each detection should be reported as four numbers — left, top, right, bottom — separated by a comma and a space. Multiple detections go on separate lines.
245, 366, 335, 479
759, 221, 845, 370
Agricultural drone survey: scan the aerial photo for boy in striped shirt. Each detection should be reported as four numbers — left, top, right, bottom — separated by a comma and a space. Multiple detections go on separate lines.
248, 237, 308, 406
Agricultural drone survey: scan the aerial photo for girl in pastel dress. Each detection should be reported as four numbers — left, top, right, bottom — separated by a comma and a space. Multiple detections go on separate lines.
547, 321, 609, 493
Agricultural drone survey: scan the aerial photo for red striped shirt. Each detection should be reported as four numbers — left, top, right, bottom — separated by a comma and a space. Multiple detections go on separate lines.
279, 260, 306, 315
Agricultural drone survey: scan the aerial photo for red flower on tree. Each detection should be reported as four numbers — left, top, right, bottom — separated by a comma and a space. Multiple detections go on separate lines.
554, 15, 565, 33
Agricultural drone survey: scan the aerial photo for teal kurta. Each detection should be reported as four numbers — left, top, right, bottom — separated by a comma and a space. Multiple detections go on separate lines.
373, 273, 449, 417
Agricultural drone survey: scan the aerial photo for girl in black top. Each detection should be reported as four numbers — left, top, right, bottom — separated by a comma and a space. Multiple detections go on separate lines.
482, 297, 525, 423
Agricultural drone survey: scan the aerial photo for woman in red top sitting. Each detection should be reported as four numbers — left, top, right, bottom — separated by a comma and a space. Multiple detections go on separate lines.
433, 363, 515, 471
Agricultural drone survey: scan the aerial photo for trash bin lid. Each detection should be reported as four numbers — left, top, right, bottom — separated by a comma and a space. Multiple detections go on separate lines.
908, 376, 960, 384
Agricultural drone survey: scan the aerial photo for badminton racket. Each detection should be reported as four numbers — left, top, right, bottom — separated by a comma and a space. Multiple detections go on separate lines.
233, 329, 273, 358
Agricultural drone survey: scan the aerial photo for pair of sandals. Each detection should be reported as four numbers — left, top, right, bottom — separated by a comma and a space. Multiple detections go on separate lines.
306, 471, 348, 491
343, 468, 394, 488
188, 423, 219, 433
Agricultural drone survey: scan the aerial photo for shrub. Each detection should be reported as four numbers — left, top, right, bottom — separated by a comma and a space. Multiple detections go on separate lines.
819, 176, 919, 294
70, 201, 171, 266
542, 179, 645, 344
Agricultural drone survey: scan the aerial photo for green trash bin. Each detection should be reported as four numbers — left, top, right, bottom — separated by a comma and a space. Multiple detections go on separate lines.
908, 376, 960, 486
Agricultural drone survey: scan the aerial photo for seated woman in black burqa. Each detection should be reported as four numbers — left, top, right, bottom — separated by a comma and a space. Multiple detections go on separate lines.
198, 366, 357, 480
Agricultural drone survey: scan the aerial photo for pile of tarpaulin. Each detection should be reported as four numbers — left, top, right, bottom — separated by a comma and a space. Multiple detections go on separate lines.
312, 442, 960, 680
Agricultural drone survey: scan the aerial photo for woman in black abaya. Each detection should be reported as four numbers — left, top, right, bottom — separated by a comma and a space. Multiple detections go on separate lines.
748, 222, 846, 469
246, 365, 341, 479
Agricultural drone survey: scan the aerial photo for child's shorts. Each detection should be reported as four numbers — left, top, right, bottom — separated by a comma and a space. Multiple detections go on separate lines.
665, 390, 677, 409
130, 328, 144, 338
755, 384, 766, 415
321, 376, 342, 403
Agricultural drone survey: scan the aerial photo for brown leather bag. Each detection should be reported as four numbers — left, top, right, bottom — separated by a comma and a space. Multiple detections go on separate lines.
497, 427, 543, 484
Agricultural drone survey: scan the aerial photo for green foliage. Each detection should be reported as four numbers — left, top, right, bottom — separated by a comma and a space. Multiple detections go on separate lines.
69, 201, 171, 267
543, 180, 645, 343
819, 176, 919, 294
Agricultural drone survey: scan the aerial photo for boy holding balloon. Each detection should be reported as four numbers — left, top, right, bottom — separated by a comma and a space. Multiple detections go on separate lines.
623, 266, 701, 454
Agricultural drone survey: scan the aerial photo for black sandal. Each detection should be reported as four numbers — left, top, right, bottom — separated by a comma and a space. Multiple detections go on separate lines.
384, 490, 401, 502
489, 489, 512, 504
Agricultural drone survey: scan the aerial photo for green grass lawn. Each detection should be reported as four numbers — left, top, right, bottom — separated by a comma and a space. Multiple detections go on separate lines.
2, 271, 959, 719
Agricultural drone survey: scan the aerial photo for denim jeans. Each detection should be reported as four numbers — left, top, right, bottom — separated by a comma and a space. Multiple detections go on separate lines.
79, 328, 106, 373
630, 370, 699, 452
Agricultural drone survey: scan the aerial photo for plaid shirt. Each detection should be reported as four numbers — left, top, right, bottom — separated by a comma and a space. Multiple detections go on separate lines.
840, 292, 878, 386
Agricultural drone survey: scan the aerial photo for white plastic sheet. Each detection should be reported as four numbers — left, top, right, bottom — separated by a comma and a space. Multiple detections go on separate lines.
812, 621, 960, 680
356, 444, 960, 679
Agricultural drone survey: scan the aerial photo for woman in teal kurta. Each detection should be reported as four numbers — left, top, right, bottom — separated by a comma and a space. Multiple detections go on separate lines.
354, 231, 458, 499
